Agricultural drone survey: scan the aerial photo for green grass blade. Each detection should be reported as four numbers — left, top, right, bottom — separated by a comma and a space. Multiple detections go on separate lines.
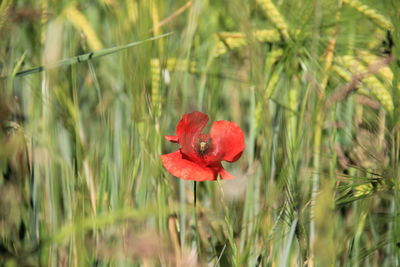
11, 33, 172, 78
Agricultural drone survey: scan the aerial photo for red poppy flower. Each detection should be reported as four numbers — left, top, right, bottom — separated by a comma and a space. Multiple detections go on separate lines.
161, 111, 245, 181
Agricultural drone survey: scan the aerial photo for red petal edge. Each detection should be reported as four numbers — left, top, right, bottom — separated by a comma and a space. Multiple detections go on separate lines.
161, 150, 217, 181
209, 120, 245, 163
219, 167, 235, 180
165, 135, 179, 143
176, 111, 209, 138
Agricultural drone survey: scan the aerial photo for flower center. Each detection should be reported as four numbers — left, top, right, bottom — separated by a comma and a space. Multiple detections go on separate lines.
199, 141, 208, 152
196, 138, 212, 156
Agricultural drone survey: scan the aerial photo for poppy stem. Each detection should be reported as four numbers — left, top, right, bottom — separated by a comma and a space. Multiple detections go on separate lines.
193, 181, 197, 207
193, 181, 202, 257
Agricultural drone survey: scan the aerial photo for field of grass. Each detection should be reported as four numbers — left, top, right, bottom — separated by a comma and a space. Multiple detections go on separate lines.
1, 0, 400, 266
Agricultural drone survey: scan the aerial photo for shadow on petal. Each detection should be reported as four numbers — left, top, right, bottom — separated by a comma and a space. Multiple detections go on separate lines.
161, 151, 217, 181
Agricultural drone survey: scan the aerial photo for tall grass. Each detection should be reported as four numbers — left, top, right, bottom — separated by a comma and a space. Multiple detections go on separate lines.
1, 0, 400, 266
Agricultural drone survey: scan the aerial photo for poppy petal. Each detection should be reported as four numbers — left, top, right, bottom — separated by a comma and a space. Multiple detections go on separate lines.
207, 162, 235, 180
176, 111, 209, 137
161, 150, 217, 181
176, 111, 209, 160
209, 120, 245, 163
165, 135, 179, 143
219, 167, 235, 180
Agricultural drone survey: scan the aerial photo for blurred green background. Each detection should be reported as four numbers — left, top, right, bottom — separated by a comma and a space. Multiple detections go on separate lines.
1, 0, 400, 266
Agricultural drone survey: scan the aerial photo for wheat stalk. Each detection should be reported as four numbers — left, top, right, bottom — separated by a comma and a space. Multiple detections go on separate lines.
335, 55, 393, 112
256, 0, 290, 39
343, 0, 392, 30
65, 4, 103, 51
